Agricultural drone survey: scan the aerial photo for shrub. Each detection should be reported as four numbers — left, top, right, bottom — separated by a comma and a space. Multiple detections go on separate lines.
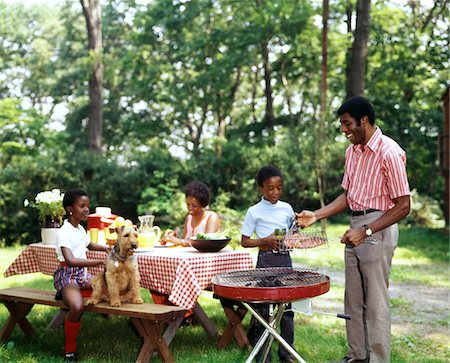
404, 189, 445, 228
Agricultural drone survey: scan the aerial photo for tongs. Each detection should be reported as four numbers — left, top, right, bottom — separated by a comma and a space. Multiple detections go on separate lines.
287, 215, 299, 234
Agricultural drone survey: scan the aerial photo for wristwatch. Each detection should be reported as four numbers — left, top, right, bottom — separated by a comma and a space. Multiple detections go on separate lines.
362, 224, 373, 237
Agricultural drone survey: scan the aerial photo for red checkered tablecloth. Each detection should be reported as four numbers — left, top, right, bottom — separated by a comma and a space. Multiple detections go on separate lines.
4, 244, 106, 277
4, 244, 254, 309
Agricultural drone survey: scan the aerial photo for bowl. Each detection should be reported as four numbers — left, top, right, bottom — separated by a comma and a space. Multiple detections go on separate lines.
190, 238, 231, 252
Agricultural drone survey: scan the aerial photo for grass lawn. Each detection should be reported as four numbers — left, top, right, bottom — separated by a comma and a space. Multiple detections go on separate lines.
0, 225, 448, 362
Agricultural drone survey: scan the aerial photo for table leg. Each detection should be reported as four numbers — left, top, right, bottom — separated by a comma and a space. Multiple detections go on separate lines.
242, 302, 306, 363
162, 315, 184, 345
46, 309, 67, 330
150, 290, 218, 339
217, 299, 250, 349
192, 303, 219, 339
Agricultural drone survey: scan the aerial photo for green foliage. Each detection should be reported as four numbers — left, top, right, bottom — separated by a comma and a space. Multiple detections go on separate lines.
0, 0, 447, 245
138, 172, 186, 225
405, 189, 445, 228
368, 3, 446, 206
212, 192, 246, 249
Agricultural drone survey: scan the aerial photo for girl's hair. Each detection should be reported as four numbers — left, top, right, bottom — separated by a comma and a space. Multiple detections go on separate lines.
184, 181, 211, 208
63, 188, 89, 210
257, 165, 283, 187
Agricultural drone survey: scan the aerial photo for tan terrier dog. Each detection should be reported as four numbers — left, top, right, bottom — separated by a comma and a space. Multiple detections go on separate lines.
87, 225, 144, 307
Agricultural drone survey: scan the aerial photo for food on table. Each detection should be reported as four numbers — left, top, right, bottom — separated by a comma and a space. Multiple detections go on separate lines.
196, 231, 229, 240
115, 216, 125, 226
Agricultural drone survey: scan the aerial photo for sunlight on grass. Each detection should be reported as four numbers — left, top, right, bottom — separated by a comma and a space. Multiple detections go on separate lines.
0, 224, 448, 362
392, 331, 450, 363
390, 297, 414, 316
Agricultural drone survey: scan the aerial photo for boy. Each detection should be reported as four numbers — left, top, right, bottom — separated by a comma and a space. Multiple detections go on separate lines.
241, 165, 296, 363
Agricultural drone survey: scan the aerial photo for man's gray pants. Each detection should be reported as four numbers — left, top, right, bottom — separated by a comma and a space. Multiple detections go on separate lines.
345, 212, 398, 363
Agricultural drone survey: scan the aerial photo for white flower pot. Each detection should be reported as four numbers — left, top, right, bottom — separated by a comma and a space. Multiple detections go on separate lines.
41, 228, 59, 245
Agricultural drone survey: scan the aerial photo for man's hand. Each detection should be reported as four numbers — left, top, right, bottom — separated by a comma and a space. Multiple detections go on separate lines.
295, 210, 317, 228
340, 227, 366, 247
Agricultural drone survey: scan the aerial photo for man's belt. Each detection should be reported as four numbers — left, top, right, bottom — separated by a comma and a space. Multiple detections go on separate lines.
349, 208, 380, 216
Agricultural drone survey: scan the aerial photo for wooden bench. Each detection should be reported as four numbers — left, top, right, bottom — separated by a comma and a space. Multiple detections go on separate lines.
0, 287, 187, 363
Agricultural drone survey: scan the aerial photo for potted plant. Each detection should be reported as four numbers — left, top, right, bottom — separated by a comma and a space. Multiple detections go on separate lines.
24, 189, 65, 244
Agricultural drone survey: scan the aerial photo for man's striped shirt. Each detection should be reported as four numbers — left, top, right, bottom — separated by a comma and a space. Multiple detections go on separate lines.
342, 127, 410, 212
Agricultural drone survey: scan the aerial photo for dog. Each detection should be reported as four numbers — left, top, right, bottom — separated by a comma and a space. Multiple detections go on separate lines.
87, 225, 144, 307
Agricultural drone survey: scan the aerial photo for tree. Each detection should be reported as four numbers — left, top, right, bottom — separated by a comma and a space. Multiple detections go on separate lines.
316, 0, 329, 209
346, 0, 371, 98
80, 0, 103, 153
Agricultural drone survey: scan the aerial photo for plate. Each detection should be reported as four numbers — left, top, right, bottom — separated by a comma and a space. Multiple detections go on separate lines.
154, 243, 177, 248
134, 247, 153, 253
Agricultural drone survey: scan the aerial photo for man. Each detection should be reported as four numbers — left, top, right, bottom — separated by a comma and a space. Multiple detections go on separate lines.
297, 96, 410, 363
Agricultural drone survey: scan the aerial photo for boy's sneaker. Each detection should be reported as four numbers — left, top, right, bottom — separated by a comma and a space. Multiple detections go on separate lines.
332, 357, 369, 363
280, 355, 296, 363
64, 352, 76, 362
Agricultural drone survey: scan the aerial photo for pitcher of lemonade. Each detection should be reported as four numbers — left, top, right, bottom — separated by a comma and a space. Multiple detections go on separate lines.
137, 215, 161, 248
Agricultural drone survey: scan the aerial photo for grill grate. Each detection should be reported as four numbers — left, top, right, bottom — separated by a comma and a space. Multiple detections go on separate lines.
213, 267, 328, 288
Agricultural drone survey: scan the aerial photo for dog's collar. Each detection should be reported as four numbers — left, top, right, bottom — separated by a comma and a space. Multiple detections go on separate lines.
112, 245, 128, 262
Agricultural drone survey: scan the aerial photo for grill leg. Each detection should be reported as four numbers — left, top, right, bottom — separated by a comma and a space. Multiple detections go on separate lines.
259, 304, 284, 363
249, 328, 271, 363
242, 302, 306, 363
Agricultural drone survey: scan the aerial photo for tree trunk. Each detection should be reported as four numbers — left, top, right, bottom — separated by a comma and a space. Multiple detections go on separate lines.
216, 69, 241, 159
255, 0, 274, 132
80, 0, 103, 153
346, 0, 371, 98
317, 0, 329, 210
251, 69, 258, 123
320, 0, 328, 123
280, 55, 293, 116
261, 39, 274, 130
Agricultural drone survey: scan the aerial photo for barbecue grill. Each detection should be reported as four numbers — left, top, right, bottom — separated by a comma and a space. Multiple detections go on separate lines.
212, 267, 331, 363
212, 267, 329, 303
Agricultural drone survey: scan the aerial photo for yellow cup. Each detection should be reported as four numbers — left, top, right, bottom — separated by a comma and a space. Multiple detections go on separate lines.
89, 228, 99, 243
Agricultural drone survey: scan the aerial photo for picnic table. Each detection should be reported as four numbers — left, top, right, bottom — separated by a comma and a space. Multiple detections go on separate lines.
4, 243, 254, 338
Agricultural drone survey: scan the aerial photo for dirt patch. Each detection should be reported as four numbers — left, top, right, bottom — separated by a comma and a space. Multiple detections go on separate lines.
302, 266, 449, 339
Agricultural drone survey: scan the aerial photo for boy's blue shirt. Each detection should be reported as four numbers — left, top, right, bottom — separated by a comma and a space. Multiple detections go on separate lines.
241, 197, 295, 239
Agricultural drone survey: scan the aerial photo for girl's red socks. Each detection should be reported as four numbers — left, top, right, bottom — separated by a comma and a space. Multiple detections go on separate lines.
64, 318, 81, 354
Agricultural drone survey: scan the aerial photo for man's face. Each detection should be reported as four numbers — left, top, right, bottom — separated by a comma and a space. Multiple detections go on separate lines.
339, 112, 365, 145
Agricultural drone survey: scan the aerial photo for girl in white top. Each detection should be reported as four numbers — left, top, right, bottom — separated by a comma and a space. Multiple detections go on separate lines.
160, 181, 220, 247
53, 188, 109, 362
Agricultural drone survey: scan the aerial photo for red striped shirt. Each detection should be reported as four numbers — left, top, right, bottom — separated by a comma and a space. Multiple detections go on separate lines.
341, 127, 410, 211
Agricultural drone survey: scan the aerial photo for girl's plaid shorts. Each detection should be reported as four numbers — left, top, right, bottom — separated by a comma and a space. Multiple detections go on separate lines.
54, 265, 92, 294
